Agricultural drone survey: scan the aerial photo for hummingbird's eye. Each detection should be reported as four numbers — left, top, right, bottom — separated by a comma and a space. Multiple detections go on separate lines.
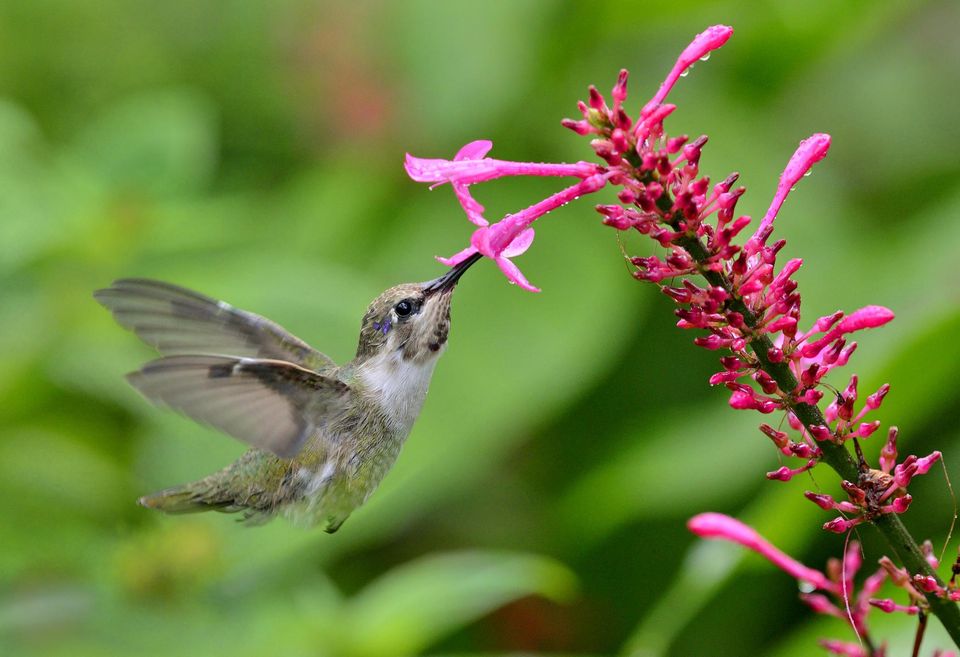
394, 299, 415, 318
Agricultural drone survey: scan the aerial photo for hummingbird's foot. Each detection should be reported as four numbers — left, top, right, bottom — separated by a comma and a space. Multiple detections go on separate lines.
324, 517, 346, 534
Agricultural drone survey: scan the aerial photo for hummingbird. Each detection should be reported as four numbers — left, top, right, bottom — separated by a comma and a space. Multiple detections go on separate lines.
94, 253, 481, 532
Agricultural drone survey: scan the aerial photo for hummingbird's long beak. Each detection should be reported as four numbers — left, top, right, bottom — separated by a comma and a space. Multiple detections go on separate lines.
423, 252, 483, 296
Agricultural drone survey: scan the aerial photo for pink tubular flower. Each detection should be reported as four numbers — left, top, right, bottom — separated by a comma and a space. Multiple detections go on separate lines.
643, 25, 733, 115
870, 598, 920, 615
404, 142, 599, 187
689, 513, 897, 646
747, 133, 831, 250
405, 140, 610, 291
688, 513, 837, 592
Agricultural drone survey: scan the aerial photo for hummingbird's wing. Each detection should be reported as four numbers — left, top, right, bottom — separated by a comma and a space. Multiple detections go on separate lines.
127, 355, 352, 458
94, 279, 335, 370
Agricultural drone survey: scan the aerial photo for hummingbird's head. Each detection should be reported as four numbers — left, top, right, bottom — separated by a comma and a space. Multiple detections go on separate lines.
356, 253, 481, 363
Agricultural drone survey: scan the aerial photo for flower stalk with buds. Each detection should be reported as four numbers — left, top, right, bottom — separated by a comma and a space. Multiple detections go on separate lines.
404, 24, 959, 653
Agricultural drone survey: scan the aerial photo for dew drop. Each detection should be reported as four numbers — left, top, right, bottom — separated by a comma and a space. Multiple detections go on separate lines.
798, 580, 816, 594
680, 69, 690, 78
803, 171, 812, 177
699, 53, 711, 62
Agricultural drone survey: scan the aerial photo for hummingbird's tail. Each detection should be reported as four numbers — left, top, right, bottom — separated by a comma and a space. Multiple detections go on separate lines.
139, 450, 287, 523
138, 484, 228, 514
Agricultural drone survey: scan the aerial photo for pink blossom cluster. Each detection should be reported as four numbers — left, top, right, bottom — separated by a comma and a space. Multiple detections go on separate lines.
757, 371, 892, 484
690, 513, 958, 657
870, 544, 960, 617
404, 24, 956, 653
405, 24, 938, 519
804, 426, 942, 533
404, 27, 733, 291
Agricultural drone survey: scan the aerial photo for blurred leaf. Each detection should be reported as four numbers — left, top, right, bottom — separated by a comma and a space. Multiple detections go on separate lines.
392, 0, 549, 142
343, 551, 577, 657
0, 428, 128, 518
557, 405, 771, 547
0, 101, 99, 273
69, 90, 217, 199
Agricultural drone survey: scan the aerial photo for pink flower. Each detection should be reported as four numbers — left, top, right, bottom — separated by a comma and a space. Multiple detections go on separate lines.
404, 141, 599, 187
688, 513, 837, 592
405, 140, 610, 291
643, 25, 734, 115
689, 513, 908, 650
869, 598, 919, 615
747, 133, 831, 251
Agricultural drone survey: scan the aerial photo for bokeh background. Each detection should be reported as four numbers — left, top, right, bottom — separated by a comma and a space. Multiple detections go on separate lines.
2, 1, 959, 655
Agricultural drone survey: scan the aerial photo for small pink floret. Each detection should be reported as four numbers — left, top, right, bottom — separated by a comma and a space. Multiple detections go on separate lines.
750, 134, 831, 246
913, 575, 943, 594
823, 517, 859, 533
799, 592, 840, 616
838, 305, 895, 332
646, 25, 733, 111
916, 450, 943, 475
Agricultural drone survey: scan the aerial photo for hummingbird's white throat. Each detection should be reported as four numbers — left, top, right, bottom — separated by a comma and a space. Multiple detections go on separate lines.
357, 347, 442, 431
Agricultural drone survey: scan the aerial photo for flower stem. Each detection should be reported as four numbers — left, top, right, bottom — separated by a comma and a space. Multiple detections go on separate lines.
668, 228, 960, 647
912, 611, 928, 657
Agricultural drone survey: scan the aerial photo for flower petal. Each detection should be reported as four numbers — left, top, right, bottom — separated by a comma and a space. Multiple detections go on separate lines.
496, 256, 540, 293
455, 140, 493, 161
450, 141, 495, 225
453, 182, 488, 226
404, 153, 451, 182
436, 246, 479, 267
501, 228, 535, 258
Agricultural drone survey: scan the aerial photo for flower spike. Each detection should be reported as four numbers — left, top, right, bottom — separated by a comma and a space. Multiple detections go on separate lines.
406, 24, 957, 653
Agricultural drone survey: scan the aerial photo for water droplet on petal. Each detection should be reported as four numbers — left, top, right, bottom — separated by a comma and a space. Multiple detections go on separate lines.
798, 580, 815, 594
699, 53, 711, 62
680, 69, 690, 78
803, 171, 812, 177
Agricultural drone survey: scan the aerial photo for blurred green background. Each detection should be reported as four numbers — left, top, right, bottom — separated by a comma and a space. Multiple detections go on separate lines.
2, 1, 959, 655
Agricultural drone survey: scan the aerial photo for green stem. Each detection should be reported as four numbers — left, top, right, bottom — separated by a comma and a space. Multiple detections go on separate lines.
667, 230, 960, 647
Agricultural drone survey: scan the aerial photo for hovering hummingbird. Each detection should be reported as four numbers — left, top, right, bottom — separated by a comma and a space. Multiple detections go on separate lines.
94, 253, 481, 532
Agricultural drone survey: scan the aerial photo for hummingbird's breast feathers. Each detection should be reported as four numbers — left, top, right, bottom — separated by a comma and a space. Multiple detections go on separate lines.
354, 348, 441, 432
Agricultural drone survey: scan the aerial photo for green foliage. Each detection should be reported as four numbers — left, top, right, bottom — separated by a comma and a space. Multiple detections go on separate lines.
1, 1, 958, 655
